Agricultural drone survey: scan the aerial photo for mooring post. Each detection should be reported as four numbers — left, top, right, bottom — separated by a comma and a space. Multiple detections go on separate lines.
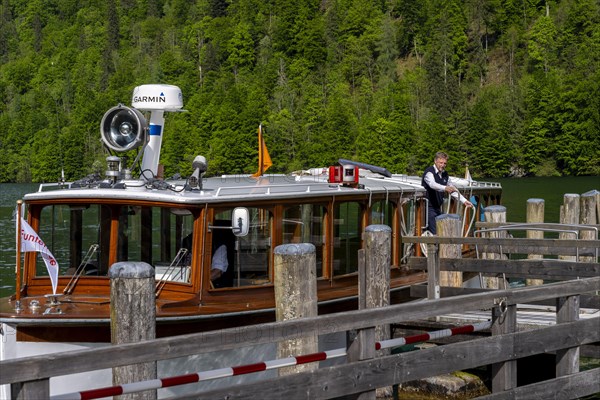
526, 198, 545, 286
556, 295, 580, 376
363, 225, 391, 343
366, 225, 392, 398
274, 243, 318, 376
580, 190, 599, 263
559, 193, 580, 262
436, 214, 462, 287
352, 248, 375, 359
482, 205, 508, 289
348, 225, 392, 399
110, 262, 157, 400
491, 300, 517, 393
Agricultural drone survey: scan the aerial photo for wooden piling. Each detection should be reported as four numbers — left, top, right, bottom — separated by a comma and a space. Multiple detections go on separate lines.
347, 225, 392, 399
109, 262, 156, 400
580, 190, 599, 263
482, 205, 508, 289
365, 225, 392, 398
349, 248, 376, 400
559, 194, 580, 262
363, 225, 391, 342
526, 198, 544, 286
436, 214, 462, 287
274, 243, 318, 376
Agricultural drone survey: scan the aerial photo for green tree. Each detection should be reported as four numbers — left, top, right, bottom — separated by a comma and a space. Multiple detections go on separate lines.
527, 12, 557, 74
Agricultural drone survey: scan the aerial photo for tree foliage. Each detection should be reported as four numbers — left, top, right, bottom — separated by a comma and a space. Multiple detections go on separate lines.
0, 0, 598, 183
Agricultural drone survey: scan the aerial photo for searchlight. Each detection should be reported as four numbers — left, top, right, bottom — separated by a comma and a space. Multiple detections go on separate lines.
100, 84, 184, 181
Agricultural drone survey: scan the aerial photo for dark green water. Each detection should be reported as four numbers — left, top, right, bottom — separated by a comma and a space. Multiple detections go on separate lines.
493, 176, 599, 224
1, 177, 598, 297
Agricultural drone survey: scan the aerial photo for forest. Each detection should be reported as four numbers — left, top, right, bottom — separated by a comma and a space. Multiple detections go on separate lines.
0, 0, 598, 183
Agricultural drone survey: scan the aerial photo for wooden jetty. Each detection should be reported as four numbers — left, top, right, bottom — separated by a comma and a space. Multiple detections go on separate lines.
1, 226, 598, 400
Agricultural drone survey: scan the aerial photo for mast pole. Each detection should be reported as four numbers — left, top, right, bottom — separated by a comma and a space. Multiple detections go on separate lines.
15, 200, 22, 302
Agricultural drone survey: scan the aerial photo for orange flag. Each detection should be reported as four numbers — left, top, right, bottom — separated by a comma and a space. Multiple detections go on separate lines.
251, 124, 272, 178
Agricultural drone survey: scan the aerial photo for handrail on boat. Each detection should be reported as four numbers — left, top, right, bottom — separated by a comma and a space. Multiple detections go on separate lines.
214, 182, 334, 197
38, 182, 72, 192
155, 248, 189, 297
63, 244, 100, 295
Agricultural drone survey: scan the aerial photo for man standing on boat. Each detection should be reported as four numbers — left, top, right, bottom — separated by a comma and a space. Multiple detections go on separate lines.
422, 151, 473, 234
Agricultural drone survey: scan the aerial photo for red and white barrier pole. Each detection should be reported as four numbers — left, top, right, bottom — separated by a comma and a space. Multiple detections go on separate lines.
51, 321, 490, 400
376, 320, 491, 350
51, 348, 346, 400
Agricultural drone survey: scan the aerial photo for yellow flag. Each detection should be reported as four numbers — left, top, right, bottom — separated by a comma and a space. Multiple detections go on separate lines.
251, 124, 272, 178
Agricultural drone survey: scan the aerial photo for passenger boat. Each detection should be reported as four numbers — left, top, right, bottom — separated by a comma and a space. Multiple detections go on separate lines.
0, 84, 502, 397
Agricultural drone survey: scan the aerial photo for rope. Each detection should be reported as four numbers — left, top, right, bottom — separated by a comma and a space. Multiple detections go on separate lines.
420, 230, 434, 257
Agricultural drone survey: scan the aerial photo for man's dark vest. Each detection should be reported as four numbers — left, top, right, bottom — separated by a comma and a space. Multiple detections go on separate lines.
421, 166, 449, 210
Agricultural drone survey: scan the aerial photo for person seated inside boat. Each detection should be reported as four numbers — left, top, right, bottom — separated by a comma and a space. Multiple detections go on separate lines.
211, 220, 235, 288
211, 243, 228, 281
181, 233, 194, 265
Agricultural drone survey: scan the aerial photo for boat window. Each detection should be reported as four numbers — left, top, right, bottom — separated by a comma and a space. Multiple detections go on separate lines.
370, 200, 394, 226
333, 201, 363, 276
282, 204, 326, 276
117, 206, 194, 283
212, 207, 272, 288
35, 204, 111, 278
370, 199, 395, 264
398, 199, 416, 263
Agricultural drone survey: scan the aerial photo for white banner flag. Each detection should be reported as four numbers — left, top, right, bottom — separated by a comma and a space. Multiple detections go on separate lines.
19, 217, 59, 295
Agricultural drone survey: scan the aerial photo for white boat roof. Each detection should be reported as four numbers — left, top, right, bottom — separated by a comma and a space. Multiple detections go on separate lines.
23, 168, 500, 205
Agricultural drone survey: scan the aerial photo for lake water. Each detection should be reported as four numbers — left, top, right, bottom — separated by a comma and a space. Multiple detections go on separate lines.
0, 177, 598, 297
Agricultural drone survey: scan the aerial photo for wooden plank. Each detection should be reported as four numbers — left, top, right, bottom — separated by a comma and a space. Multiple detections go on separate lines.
402, 236, 600, 253
407, 257, 600, 280
409, 285, 600, 309
474, 222, 600, 231
491, 304, 517, 392
556, 296, 580, 377
427, 244, 440, 299
473, 245, 598, 257
2, 278, 599, 385
11, 380, 49, 400
177, 319, 599, 400
477, 368, 600, 400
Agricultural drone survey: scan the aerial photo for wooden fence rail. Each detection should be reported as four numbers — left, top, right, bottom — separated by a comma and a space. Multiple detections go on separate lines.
184, 319, 599, 400
2, 234, 599, 399
2, 278, 598, 399
404, 236, 600, 258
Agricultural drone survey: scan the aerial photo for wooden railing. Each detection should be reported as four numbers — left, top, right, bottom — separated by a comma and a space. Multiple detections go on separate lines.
2, 234, 599, 400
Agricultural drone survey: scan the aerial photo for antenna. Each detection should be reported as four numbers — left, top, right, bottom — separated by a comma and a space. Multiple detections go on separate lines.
132, 85, 184, 179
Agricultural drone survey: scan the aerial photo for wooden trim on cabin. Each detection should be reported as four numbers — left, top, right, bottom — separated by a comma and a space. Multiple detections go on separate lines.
15, 190, 435, 307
